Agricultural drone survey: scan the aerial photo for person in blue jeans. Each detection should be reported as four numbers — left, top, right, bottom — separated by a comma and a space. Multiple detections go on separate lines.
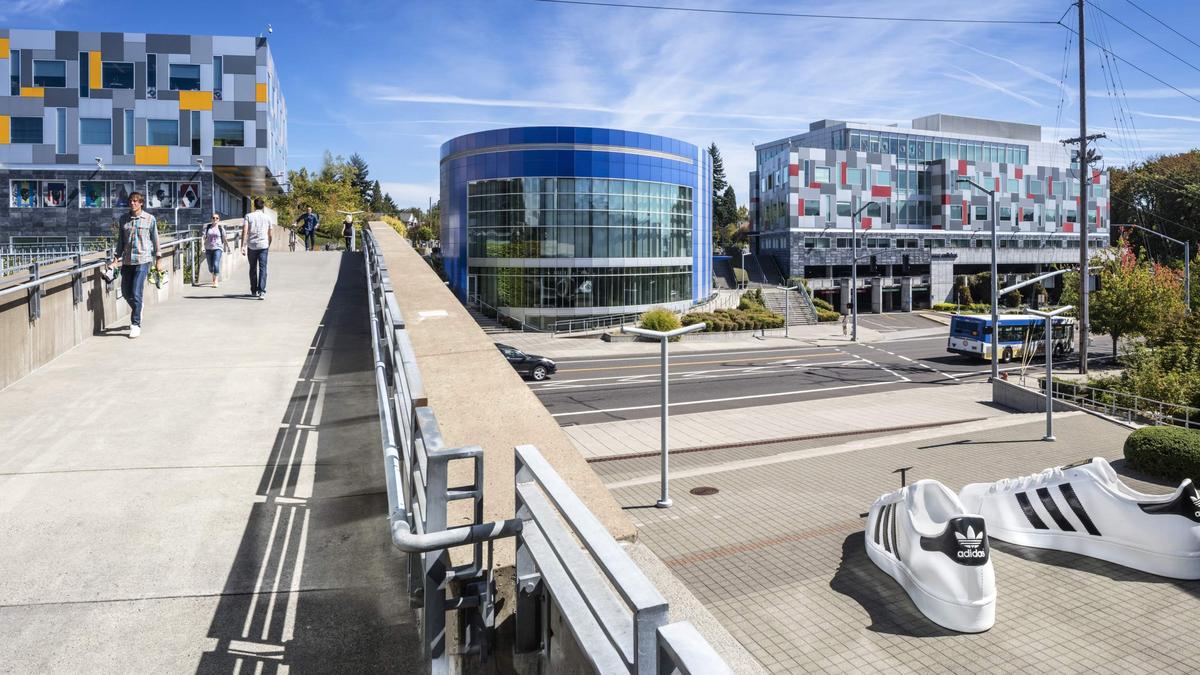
202, 213, 231, 288
241, 197, 275, 299
108, 191, 160, 339
294, 206, 319, 251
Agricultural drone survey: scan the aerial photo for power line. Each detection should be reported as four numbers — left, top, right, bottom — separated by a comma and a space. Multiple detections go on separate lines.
1122, 0, 1200, 52
1088, 1, 1200, 76
1057, 21, 1200, 106
532, 0, 1063, 24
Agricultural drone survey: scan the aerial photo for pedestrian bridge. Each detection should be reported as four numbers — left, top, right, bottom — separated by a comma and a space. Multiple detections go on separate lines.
0, 226, 737, 673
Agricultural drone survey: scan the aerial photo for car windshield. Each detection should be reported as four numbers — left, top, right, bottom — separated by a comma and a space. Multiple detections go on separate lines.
500, 346, 523, 358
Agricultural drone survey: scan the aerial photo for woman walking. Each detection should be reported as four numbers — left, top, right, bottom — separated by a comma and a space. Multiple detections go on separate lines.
342, 213, 354, 251
203, 213, 231, 288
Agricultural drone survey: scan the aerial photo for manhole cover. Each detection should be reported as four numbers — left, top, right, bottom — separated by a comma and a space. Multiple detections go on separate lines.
689, 486, 719, 496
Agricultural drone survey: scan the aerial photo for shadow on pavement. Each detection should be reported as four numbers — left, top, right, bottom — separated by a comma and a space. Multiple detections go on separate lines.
195, 253, 420, 674
990, 540, 1200, 600
829, 533, 958, 638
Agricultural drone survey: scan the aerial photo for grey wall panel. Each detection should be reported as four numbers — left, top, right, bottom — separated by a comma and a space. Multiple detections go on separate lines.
67, 107, 78, 152
256, 128, 266, 149
33, 145, 56, 163
191, 35, 212, 63
44, 88, 79, 108
213, 100, 235, 120
55, 31, 79, 60
135, 60, 145, 98
256, 43, 267, 65
158, 89, 179, 101
91, 89, 113, 100
179, 110, 189, 147
135, 118, 146, 146
8, 98, 46, 116
223, 55, 255, 74
233, 101, 255, 121
233, 74, 254, 101
212, 147, 236, 165
112, 88, 134, 108
79, 32, 100, 51
100, 32, 123, 60
56, 154, 79, 164
256, 111, 266, 126
112, 109, 124, 155
124, 41, 145, 62
234, 147, 256, 165
145, 34, 190, 54
21, 49, 32, 87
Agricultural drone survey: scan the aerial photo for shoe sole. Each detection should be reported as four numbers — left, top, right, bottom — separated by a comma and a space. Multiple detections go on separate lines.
988, 524, 1200, 580
865, 531, 996, 632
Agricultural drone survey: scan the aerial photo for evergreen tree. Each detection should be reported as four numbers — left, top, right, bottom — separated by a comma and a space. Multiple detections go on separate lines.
709, 142, 728, 195
369, 180, 384, 213
716, 184, 738, 232
348, 153, 372, 203
382, 193, 399, 216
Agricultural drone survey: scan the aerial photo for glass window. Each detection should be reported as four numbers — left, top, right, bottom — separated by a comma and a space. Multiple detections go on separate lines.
10, 180, 39, 208
1023, 209, 1035, 222
1028, 178, 1044, 195
814, 166, 831, 183
950, 204, 963, 220
147, 180, 175, 208
190, 111, 201, 154
123, 109, 134, 155
81, 117, 112, 145
837, 201, 852, 217
56, 108, 67, 154
1007, 178, 1019, 193
111, 181, 133, 207
11, 117, 43, 144
845, 168, 862, 187
147, 119, 179, 146
80, 181, 108, 208
10, 49, 19, 95
101, 62, 134, 89
79, 51, 90, 97
213, 56, 223, 96
169, 64, 201, 91
874, 170, 890, 186
147, 54, 157, 90
1000, 206, 1012, 222
33, 60, 66, 88
42, 181, 67, 208
804, 200, 820, 216
974, 205, 988, 222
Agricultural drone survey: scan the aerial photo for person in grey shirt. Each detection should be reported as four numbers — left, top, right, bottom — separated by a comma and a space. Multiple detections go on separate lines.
241, 197, 275, 299
108, 191, 161, 338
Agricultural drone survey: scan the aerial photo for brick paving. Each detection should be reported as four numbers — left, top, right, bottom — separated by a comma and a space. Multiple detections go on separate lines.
605, 413, 1199, 673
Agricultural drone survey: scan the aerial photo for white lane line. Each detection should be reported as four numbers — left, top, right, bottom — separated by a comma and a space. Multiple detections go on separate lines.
534, 359, 862, 389
895, 354, 914, 362
551, 345, 835, 365
853, 355, 911, 383
549, 380, 901, 417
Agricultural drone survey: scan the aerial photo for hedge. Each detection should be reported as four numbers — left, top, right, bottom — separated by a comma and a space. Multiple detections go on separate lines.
812, 296, 835, 312
816, 309, 840, 322
640, 307, 681, 333
1123, 426, 1200, 483
681, 307, 784, 332
931, 302, 993, 314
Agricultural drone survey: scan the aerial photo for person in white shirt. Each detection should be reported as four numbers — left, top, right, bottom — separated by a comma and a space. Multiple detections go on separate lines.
240, 197, 275, 299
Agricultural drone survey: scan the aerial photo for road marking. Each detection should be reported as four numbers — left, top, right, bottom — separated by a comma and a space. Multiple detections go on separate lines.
559, 351, 844, 373
853, 355, 911, 383
550, 345, 835, 365
535, 359, 862, 389
549, 380, 901, 417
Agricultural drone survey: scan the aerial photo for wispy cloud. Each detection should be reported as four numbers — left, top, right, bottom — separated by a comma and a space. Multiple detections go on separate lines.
1132, 111, 1200, 124
946, 66, 1044, 107
0, 0, 69, 19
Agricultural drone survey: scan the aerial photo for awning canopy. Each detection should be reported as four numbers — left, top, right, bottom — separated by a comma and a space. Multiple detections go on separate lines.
213, 165, 285, 197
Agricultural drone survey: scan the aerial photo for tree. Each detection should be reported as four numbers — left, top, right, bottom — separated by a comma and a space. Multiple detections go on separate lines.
708, 143, 739, 235
268, 152, 365, 237
716, 184, 738, 232
1109, 150, 1200, 253
348, 153, 372, 204
1088, 235, 1187, 356
708, 142, 728, 195
382, 193, 400, 216
369, 180, 384, 213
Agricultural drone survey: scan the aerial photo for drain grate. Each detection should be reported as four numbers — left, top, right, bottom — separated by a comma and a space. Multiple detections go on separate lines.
689, 486, 719, 496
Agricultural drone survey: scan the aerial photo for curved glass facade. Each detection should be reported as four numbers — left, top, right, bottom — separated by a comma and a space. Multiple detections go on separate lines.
440, 127, 712, 328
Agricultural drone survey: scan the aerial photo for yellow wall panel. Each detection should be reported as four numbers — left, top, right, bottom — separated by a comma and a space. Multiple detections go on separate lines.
0, 116, 10, 145
135, 146, 169, 165
256, 83, 267, 103
89, 51, 102, 89
20, 87, 45, 98
179, 90, 213, 111
0, 38, 10, 60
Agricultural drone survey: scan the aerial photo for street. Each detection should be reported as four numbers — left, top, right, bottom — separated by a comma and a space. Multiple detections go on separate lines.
529, 319, 1115, 424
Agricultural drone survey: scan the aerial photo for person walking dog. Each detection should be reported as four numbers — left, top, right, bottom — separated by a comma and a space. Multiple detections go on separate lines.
203, 213, 231, 288
108, 191, 160, 338
241, 198, 275, 299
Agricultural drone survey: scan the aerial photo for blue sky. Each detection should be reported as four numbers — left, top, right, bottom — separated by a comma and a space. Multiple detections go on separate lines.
6, 0, 1200, 209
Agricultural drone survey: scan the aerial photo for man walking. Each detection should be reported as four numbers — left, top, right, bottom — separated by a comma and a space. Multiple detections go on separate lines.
295, 206, 319, 251
241, 197, 275, 299
109, 191, 161, 338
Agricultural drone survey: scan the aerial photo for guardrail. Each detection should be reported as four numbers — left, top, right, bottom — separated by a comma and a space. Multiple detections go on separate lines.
466, 294, 545, 333
552, 311, 643, 335
363, 226, 729, 674
1042, 379, 1199, 430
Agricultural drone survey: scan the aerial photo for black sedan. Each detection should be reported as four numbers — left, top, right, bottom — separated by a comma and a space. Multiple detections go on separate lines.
496, 343, 557, 381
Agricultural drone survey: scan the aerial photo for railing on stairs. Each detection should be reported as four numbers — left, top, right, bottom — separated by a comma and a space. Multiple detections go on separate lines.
363, 226, 729, 674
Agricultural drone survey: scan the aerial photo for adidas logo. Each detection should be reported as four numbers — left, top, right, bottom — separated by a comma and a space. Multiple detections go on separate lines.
1190, 488, 1200, 518
954, 525, 986, 558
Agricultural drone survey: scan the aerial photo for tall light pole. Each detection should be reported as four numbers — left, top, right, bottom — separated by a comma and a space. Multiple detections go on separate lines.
849, 199, 881, 342
1029, 306, 1073, 441
957, 177, 1000, 382
777, 283, 797, 338
621, 322, 707, 507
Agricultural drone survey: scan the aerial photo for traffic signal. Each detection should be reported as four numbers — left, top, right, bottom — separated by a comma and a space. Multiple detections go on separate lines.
901, 254, 911, 274
869, 255, 878, 275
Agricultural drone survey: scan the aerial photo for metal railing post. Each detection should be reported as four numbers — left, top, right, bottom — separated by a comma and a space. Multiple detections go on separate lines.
71, 253, 83, 305
28, 261, 41, 322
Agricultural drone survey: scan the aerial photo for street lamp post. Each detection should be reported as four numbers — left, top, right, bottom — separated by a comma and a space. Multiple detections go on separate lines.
1028, 305, 1074, 441
956, 178, 999, 382
621, 322, 707, 507
849, 200, 881, 342
777, 283, 797, 338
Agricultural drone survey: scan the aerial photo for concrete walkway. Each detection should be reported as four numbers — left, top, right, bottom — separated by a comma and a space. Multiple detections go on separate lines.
0, 251, 420, 672
565, 382, 1007, 460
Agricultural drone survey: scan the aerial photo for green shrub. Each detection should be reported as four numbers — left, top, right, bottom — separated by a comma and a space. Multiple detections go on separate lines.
739, 288, 766, 311
1002, 290, 1022, 308
1123, 426, 1200, 483
681, 305, 784, 331
932, 302, 958, 312
816, 309, 840, 322
812, 296, 835, 312
640, 307, 681, 332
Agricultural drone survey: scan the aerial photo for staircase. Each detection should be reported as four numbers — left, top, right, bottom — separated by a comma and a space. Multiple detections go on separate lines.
760, 288, 817, 325
712, 258, 736, 290
743, 254, 785, 286
465, 304, 514, 335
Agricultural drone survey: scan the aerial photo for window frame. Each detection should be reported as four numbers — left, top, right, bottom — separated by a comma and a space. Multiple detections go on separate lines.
147, 118, 180, 146
101, 61, 135, 89
10, 116, 44, 144
80, 117, 113, 145
32, 59, 67, 88
213, 120, 245, 147
10, 180, 41, 208
168, 63, 202, 92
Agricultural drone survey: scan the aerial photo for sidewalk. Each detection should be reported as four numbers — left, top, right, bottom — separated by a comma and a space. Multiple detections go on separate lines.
565, 382, 1005, 460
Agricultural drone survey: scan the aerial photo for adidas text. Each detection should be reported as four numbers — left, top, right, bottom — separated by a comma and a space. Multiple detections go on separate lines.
957, 549, 987, 559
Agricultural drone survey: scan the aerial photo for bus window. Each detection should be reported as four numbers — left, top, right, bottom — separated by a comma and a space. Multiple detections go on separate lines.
950, 317, 981, 338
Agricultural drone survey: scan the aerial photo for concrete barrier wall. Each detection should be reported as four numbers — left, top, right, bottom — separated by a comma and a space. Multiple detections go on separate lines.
0, 239, 244, 392
992, 378, 1076, 413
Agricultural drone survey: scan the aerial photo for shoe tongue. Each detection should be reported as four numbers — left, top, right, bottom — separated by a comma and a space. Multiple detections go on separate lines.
1071, 457, 1117, 484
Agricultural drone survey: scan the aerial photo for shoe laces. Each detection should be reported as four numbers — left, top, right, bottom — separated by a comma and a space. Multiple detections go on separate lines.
993, 467, 1064, 493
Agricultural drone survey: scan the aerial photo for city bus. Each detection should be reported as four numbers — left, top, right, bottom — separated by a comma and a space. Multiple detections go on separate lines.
947, 314, 1076, 363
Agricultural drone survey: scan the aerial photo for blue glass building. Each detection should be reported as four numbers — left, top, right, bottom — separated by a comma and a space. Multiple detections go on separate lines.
440, 127, 712, 329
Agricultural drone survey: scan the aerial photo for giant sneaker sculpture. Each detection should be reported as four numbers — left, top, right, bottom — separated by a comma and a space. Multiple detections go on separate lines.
959, 457, 1200, 580
865, 480, 997, 632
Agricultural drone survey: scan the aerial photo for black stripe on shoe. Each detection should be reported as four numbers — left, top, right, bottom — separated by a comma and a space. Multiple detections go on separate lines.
1059, 483, 1101, 536
1015, 491, 1049, 529
874, 503, 884, 545
1036, 487, 1076, 531
890, 503, 900, 561
881, 504, 893, 553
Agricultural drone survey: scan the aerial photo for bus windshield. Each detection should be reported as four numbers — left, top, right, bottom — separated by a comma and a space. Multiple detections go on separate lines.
950, 316, 983, 338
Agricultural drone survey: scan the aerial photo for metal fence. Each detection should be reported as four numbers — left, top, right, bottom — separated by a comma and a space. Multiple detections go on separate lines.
466, 294, 545, 333
552, 311, 643, 335
1043, 379, 1199, 429
363, 227, 729, 674
1, 240, 111, 278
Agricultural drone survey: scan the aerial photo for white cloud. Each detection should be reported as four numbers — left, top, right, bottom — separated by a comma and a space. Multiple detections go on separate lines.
0, 0, 68, 18
1133, 111, 1200, 124
946, 66, 1044, 108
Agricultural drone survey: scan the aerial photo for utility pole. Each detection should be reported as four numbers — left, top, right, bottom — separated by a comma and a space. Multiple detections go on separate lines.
1076, 0, 1089, 374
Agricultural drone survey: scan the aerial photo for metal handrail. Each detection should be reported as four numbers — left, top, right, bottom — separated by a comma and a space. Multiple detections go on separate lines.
465, 293, 544, 333
552, 311, 644, 335
1041, 378, 1198, 429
